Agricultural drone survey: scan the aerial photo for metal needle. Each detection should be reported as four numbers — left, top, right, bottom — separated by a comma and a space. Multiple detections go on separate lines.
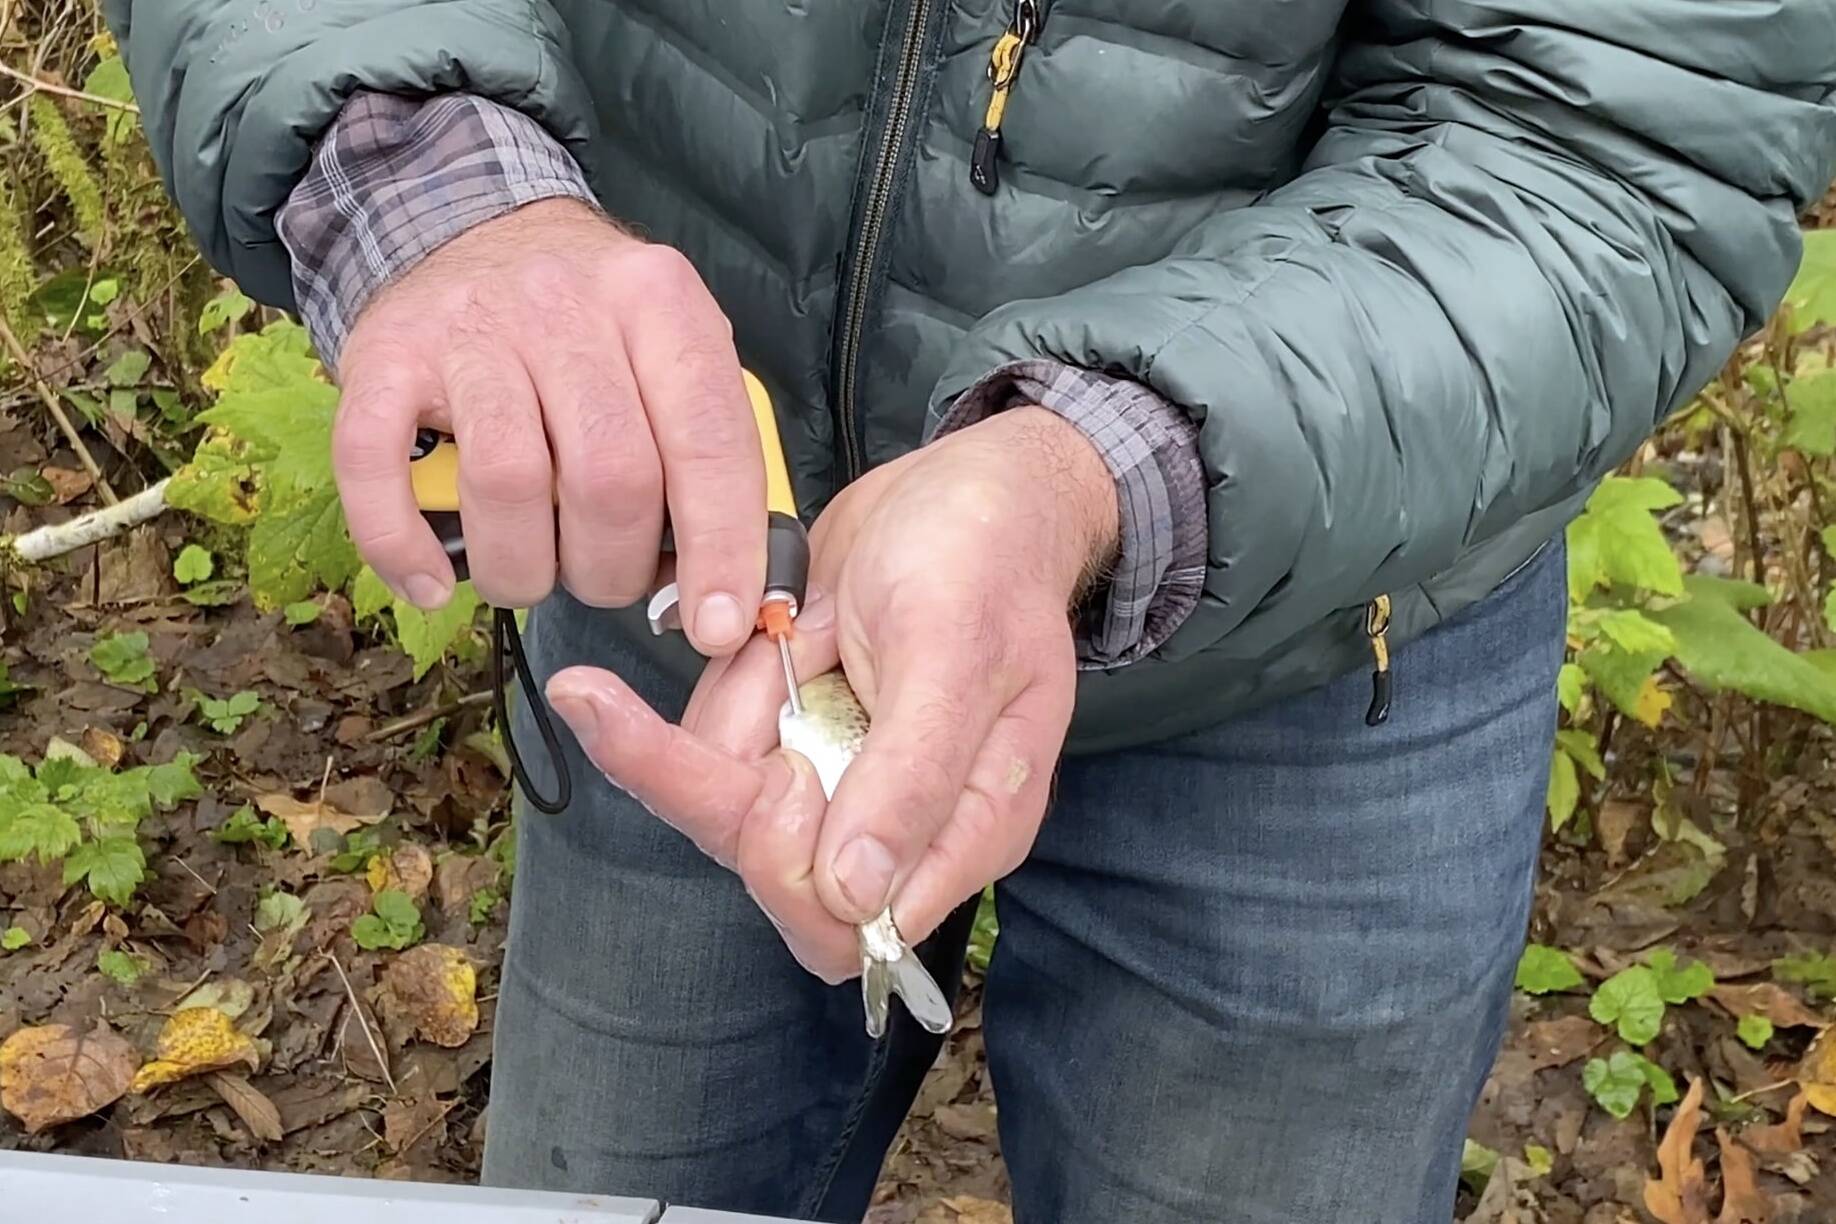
778, 634, 803, 718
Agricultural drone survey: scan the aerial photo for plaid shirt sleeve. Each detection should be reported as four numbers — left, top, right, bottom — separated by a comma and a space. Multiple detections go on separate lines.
276, 90, 599, 372
932, 362, 1208, 669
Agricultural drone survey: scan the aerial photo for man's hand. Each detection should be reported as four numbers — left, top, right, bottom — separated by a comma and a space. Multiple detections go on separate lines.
546, 407, 1118, 980
332, 198, 765, 656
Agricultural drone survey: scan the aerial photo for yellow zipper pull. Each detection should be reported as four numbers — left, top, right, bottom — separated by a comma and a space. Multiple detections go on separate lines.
970, 0, 1043, 195
1365, 595, 1393, 726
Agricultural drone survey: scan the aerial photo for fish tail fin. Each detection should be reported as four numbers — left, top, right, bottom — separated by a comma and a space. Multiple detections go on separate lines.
860, 952, 953, 1039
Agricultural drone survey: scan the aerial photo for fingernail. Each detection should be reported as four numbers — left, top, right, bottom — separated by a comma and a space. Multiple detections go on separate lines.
695, 593, 748, 649
833, 834, 895, 917
547, 690, 598, 741
402, 573, 451, 609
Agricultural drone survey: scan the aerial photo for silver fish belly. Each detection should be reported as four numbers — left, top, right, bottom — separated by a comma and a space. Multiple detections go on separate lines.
777, 671, 954, 1039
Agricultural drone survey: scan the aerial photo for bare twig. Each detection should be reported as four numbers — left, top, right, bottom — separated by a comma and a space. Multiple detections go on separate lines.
0, 59, 140, 112
174, 856, 218, 896
325, 952, 397, 1096
365, 690, 493, 742
4, 478, 168, 562
0, 313, 120, 504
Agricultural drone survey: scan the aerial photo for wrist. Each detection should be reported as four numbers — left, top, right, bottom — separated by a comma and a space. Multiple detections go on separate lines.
998, 406, 1121, 601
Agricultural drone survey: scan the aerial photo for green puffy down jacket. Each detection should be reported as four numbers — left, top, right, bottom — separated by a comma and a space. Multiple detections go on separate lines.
106, 0, 1836, 751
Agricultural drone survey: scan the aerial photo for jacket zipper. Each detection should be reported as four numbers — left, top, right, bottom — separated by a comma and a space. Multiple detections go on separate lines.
1364, 595, 1393, 727
970, 0, 1044, 195
835, 0, 937, 483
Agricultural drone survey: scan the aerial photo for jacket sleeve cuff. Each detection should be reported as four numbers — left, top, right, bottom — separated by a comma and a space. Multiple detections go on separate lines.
931, 360, 1208, 669
276, 90, 600, 372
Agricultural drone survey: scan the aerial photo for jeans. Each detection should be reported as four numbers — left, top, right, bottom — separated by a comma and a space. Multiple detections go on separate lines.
483, 536, 1566, 1224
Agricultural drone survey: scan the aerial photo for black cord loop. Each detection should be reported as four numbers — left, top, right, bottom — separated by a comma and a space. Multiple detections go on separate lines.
492, 608, 572, 815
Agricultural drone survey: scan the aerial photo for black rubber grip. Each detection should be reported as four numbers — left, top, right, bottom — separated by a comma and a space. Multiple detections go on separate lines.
423, 510, 468, 582
970, 128, 1002, 195
764, 510, 810, 608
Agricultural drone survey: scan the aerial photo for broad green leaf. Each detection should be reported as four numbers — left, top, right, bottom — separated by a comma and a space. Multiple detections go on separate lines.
97, 949, 144, 985
1515, 944, 1584, 995
181, 580, 244, 608
1583, 1052, 1647, 1119
1683, 574, 1773, 613
1645, 948, 1714, 1004
173, 545, 214, 584
1556, 663, 1586, 714
1775, 951, 1836, 1000
1826, 589, 1836, 638
352, 890, 425, 950
394, 583, 483, 681
1460, 1140, 1499, 1196
144, 755, 202, 808
166, 434, 259, 526
352, 567, 393, 622
1524, 1145, 1554, 1177
1593, 609, 1677, 657
1585, 476, 1686, 516
1810, 651, 1836, 683
80, 55, 137, 144
1785, 229, 1836, 334
198, 288, 254, 335
1590, 966, 1666, 1044
88, 277, 119, 306
1566, 478, 1684, 598
283, 601, 322, 626
63, 835, 147, 906
89, 631, 154, 688
1784, 370, 1836, 456
0, 803, 81, 862
212, 804, 287, 849
1738, 1015, 1774, 1050
373, 889, 421, 929
1652, 577, 1836, 724
1547, 750, 1579, 832
1636, 1054, 1678, 1106
1822, 526, 1836, 560
1, 927, 30, 951
467, 886, 502, 927
103, 348, 150, 388
245, 487, 360, 608
256, 891, 309, 934
1556, 729, 1607, 781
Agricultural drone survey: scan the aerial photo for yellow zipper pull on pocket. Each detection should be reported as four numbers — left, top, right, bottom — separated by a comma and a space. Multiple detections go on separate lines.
1364, 595, 1393, 727
970, 0, 1043, 195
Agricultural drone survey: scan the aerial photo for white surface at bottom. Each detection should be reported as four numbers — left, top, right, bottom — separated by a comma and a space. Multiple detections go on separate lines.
0, 1150, 805, 1222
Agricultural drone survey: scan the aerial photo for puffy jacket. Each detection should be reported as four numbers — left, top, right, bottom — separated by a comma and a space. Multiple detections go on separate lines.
106, 0, 1836, 752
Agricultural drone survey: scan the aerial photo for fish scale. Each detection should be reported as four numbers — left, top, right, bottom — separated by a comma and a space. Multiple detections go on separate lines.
778, 672, 954, 1039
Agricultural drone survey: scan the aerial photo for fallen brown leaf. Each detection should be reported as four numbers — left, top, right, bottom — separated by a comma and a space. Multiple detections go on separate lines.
79, 726, 123, 768
916, 1198, 1012, 1224
380, 945, 478, 1049
1597, 801, 1645, 866
932, 1101, 998, 1143
0, 1023, 139, 1133
1745, 1092, 1808, 1158
207, 1072, 282, 1142
1707, 984, 1824, 1030
1715, 1128, 1772, 1224
1521, 1014, 1602, 1072
433, 854, 500, 915
257, 789, 387, 848
131, 1007, 262, 1093
382, 1094, 452, 1154
1647, 1077, 1711, 1224
41, 465, 93, 504
1793, 1029, 1836, 1117
367, 843, 433, 902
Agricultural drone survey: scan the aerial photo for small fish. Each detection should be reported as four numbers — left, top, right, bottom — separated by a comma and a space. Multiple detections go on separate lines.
778, 671, 954, 1039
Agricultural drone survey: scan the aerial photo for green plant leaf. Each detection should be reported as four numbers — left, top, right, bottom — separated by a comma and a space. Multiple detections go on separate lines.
1644, 948, 1714, 1004
1555, 729, 1607, 781
1524, 1144, 1554, 1177
0, 803, 81, 863
212, 804, 288, 849
96, 948, 145, 986
80, 55, 138, 145
351, 567, 393, 622
1738, 1015, 1774, 1050
63, 835, 147, 907
966, 886, 1000, 975
1784, 369, 1836, 456
1590, 966, 1666, 1044
1566, 477, 1685, 599
1785, 229, 1836, 334
173, 544, 214, 584
1583, 1052, 1647, 1119
394, 583, 483, 681
255, 891, 309, 935
166, 434, 259, 526
1547, 750, 1580, 832
283, 601, 322, 626
245, 488, 361, 609
467, 886, 502, 927
198, 288, 254, 335
1593, 608, 1678, 657
1775, 951, 1836, 1000
103, 348, 150, 389
1460, 1140, 1499, 1196
1515, 944, 1584, 995
1, 927, 31, 951
144, 755, 202, 809
1556, 663, 1586, 714
1636, 1054, 1678, 1106
352, 889, 426, 951
88, 631, 155, 689
1652, 577, 1836, 724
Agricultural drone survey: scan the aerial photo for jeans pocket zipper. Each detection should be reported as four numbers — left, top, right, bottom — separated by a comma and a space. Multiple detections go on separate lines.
970, 0, 1044, 194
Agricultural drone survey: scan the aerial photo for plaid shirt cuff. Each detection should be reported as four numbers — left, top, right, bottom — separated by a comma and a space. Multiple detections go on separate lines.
932, 361, 1208, 668
276, 91, 599, 372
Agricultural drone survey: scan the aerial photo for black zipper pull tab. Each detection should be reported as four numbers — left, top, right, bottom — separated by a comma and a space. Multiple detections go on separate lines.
971, 0, 1042, 195
1364, 595, 1393, 726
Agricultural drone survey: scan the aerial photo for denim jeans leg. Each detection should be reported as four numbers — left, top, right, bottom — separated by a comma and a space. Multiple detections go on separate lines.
480, 595, 973, 1221
985, 539, 1567, 1224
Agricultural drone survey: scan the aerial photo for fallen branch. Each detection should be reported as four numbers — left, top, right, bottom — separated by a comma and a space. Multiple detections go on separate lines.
0, 61, 142, 113
365, 690, 493, 742
5, 478, 168, 563
0, 313, 120, 504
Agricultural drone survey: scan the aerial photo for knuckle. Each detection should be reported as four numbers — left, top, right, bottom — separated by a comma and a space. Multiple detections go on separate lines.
462, 435, 548, 505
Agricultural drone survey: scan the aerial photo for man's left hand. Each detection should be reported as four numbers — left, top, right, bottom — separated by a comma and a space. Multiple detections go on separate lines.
547, 407, 1118, 981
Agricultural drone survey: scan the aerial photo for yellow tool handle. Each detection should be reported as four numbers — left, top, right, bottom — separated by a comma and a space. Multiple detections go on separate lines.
408, 368, 796, 518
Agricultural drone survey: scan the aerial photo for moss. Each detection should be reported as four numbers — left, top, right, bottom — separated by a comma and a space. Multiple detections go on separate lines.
28, 94, 105, 245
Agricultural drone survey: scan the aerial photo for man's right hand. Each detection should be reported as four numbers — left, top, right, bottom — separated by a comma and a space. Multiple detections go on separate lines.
331, 197, 767, 657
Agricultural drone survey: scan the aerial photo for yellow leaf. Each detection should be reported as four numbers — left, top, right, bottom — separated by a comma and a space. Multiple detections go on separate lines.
0, 1024, 138, 1133
129, 1007, 260, 1093
1633, 675, 1674, 728
1796, 1028, 1836, 1117
380, 945, 478, 1049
